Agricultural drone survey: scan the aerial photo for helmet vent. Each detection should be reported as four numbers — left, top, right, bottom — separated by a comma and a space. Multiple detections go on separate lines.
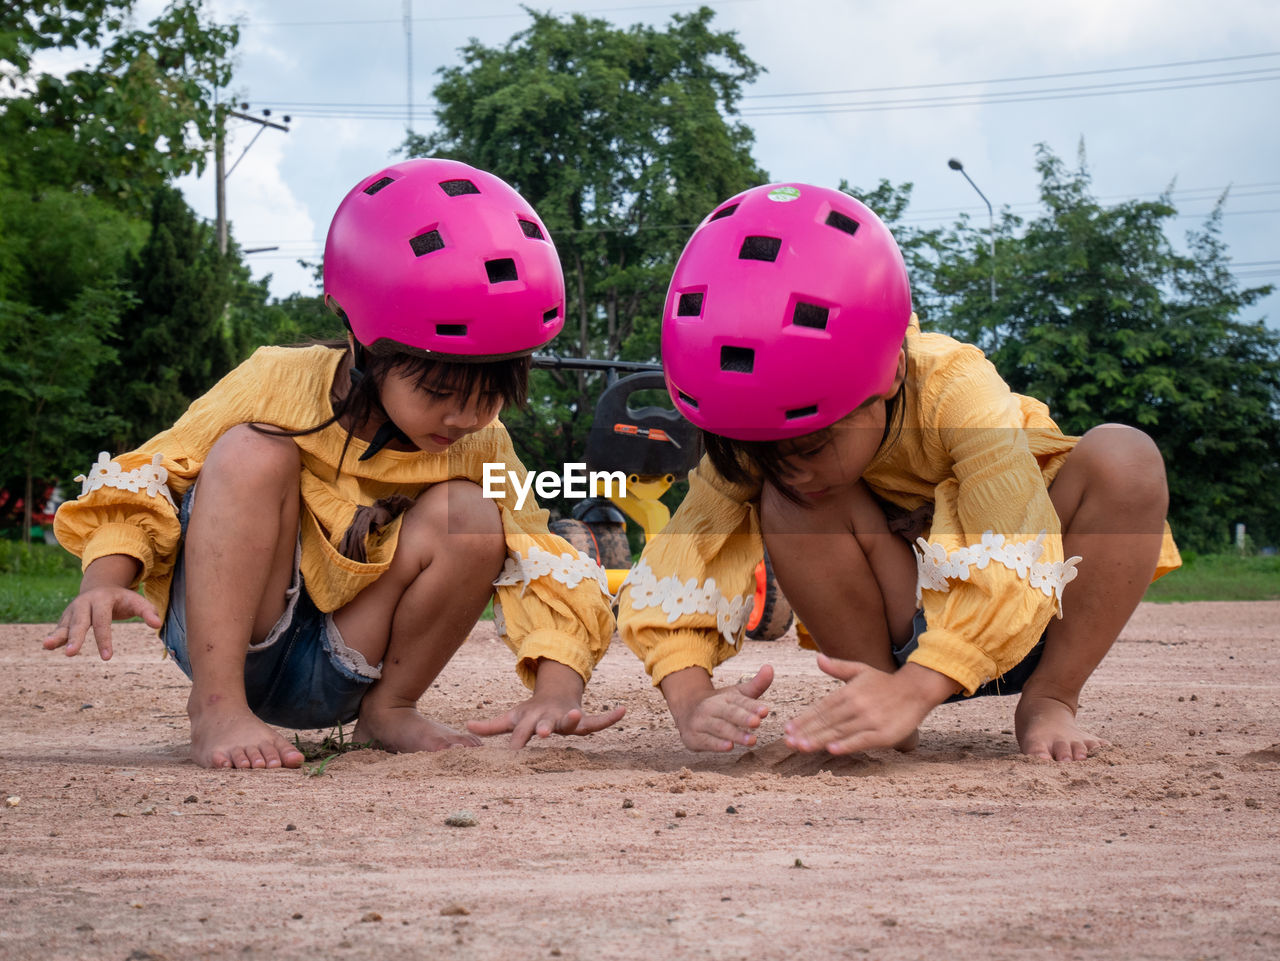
720, 345, 755, 373
792, 302, 829, 330
786, 404, 819, 420
739, 236, 781, 262
677, 390, 699, 409
436, 324, 467, 336
708, 203, 739, 222
485, 258, 519, 283
518, 219, 545, 240
409, 229, 445, 257
825, 210, 860, 236
676, 292, 704, 317
440, 179, 480, 196
364, 176, 395, 196
543, 306, 560, 323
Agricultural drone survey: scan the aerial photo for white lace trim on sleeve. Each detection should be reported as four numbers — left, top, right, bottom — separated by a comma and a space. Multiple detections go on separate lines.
74, 452, 177, 511
913, 530, 1081, 615
619, 558, 752, 646
493, 545, 610, 597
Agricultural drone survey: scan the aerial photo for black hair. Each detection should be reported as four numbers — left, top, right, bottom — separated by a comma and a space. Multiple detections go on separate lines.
703, 348, 908, 504
251, 340, 531, 473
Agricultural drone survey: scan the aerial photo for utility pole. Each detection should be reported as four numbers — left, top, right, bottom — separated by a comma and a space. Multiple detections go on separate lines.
404, 0, 414, 135
215, 107, 290, 255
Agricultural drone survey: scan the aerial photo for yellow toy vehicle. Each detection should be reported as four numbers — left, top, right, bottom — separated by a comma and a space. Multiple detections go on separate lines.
534, 356, 793, 641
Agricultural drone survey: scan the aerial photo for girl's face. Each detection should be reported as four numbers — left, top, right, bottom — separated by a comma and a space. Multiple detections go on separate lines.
775, 349, 906, 501
376, 366, 502, 453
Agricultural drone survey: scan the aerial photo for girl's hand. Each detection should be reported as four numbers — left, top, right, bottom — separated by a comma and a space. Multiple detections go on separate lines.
784, 656, 957, 754
662, 664, 774, 752
42, 586, 162, 662
466, 659, 626, 749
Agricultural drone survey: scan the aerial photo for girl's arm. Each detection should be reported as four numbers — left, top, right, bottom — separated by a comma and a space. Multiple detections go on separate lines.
615, 455, 772, 749
616, 454, 764, 684
904, 345, 1079, 695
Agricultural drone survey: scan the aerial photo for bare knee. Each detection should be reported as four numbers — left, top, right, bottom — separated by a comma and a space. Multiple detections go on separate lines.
1077, 424, 1168, 510
203, 424, 301, 488
399, 480, 506, 573
760, 482, 820, 537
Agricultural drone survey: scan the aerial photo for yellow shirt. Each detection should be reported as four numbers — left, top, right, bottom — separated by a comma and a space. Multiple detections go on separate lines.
53, 345, 615, 688
617, 322, 1180, 695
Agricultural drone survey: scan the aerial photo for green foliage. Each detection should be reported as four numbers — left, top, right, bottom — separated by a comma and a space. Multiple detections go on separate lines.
0, 285, 133, 488
1, 1, 239, 212
98, 185, 234, 449
0, 2, 130, 76
1143, 553, 1280, 602
0, 186, 144, 310
406, 5, 766, 493
914, 144, 1280, 553
0, 540, 81, 575
0, 573, 81, 622
0, 2, 259, 537
0, 543, 81, 623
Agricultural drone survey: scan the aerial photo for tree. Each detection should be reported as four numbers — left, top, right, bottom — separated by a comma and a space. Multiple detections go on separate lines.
0, 183, 139, 539
0, 2, 259, 492
1, 1, 239, 213
918, 144, 1279, 552
405, 6, 766, 484
100, 185, 234, 449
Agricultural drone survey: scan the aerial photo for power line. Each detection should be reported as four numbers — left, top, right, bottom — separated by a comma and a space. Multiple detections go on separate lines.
739, 69, 1280, 116
255, 67, 1280, 121
742, 51, 1280, 100
239, 0, 757, 28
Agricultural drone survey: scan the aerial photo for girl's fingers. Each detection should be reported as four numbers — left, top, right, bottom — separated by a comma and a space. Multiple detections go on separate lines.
815, 653, 864, 682
42, 625, 69, 650
466, 711, 518, 736
822, 730, 879, 756
91, 599, 115, 659
787, 696, 857, 744
736, 664, 775, 700
575, 705, 626, 734
508, 717, 539, 750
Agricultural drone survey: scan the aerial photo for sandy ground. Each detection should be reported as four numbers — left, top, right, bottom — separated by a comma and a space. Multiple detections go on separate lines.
1, 602, 1278, 961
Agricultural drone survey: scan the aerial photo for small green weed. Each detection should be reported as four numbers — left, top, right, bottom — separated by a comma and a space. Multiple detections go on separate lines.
293, 724, 373, 777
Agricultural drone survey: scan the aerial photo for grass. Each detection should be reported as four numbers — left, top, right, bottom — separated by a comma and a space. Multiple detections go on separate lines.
3, 539, 1276, 623
293, 724, 372, 776
0, 540, 494, 623
0, 541, 83, 623
1142, 552, 1280, 603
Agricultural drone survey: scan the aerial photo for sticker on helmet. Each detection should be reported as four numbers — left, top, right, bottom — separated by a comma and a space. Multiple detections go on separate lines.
767, 187, 802, 203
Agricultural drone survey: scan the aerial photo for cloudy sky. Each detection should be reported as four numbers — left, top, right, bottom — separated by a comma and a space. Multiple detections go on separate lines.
162, 0, 1279, 325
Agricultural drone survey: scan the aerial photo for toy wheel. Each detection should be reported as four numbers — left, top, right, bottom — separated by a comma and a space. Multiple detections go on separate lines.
549, 518, 603, 564
586, 520, 631, 569
746, 551, 793, 641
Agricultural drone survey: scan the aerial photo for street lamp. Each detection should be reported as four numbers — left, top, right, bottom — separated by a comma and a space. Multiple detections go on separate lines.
947, 158, 996, 303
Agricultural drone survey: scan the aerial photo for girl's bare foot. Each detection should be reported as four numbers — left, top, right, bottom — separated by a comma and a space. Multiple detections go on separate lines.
1014, 692, 1108, 761
353, 704, 482, 754
187, 695, 305, 770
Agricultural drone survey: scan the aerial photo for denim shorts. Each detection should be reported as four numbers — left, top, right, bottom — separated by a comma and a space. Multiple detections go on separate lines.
893, 609, 1046, 702
161, 486, 380, 730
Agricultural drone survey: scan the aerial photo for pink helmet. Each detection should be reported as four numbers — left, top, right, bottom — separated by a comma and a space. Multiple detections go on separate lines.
324, 158, 565, 359
662, 183, 911, 440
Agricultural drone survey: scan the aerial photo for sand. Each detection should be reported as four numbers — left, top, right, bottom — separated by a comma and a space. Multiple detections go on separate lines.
1, 602, 1278, 960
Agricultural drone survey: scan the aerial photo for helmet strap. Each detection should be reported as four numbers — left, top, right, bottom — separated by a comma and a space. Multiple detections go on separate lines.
346, 335, 416, 460
358, 418, 414, 461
